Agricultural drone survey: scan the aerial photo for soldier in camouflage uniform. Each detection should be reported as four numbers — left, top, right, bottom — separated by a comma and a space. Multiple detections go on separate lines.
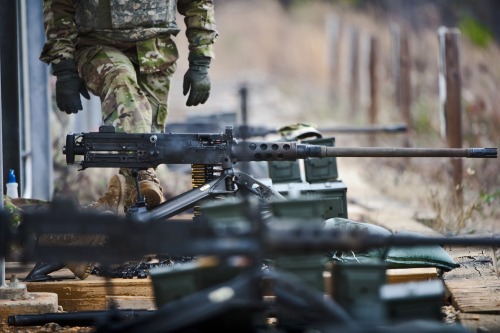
25, 0, 217, 281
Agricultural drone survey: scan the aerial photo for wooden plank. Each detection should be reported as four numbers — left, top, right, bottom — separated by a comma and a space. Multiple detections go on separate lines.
106, 296, 156, 310
386, 267, 438, 284
26, 276, 154, 312
443, 246, 500, 314
458, 313, 500, 333
7, 263, 157, 311
445, 278, 500, 313
13, 263, 438, 312
444, 246, 496, 280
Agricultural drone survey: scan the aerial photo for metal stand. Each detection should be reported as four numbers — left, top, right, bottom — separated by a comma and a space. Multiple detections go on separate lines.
128, 166, 285, 223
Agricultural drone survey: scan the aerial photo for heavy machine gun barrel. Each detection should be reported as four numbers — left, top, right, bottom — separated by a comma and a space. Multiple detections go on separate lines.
63, 126, 497, 170
8, 310, 153, 327
236, 123, 409, 138
165, 122, 408, 138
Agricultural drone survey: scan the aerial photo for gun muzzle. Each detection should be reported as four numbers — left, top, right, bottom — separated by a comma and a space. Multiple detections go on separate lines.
469, 148, 498, 158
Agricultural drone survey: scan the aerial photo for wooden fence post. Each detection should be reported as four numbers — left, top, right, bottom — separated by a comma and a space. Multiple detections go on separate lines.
326, 14, 342, 103
349, 27, 360, 117
399, 29, 412, 147
438, 27, 463, 206
391, 24, 401, 107
368, 36, 379, 145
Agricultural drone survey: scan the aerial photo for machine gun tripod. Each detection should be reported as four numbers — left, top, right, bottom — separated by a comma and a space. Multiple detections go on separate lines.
63, 125, 497, 221
125, 165, 284, 221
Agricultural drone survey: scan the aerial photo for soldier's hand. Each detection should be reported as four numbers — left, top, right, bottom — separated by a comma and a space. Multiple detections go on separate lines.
52, 59, 90, 114
183, 54, 211, 107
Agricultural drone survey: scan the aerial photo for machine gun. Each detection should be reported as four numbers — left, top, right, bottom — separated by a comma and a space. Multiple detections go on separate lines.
3, 198, 500, 333
6, 198, 500, 263
63, 125, 497, 221
65, 125, 496, 168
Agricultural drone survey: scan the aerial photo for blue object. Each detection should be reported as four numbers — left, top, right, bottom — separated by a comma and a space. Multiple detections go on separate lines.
7, 169, 17, 183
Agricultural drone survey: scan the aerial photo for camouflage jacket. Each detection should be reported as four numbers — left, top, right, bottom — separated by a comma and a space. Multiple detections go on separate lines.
40, 0, 217, 71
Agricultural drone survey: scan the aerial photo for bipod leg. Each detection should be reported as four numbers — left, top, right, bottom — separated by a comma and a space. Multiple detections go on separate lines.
126, 169, 148, 219
233, 171, 285, 201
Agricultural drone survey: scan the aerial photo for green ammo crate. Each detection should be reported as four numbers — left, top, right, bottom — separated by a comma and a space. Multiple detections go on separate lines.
268, 196, 327, 220
381, 280, 445, 323
272, 181, 348, 219
200, 197, 253, 233
273, 255, 328, 292
267, 197, 328, 292
303, 137, 339, 183
150, 260, 245, 307
331, 262, 388, 324
267, 160, 302, 183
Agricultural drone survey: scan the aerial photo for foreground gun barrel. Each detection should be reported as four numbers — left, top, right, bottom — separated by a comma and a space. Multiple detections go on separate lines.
8, 310, 153, 327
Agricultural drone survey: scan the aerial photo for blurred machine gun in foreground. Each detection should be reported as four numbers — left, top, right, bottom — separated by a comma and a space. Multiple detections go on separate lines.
63, 125, 496, 222
2, 198, 500, 333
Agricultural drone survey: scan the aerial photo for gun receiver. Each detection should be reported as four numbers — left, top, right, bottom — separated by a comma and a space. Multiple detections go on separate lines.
64, 125, 497, 170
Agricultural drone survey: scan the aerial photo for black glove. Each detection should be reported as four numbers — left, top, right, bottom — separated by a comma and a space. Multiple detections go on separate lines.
183, 53, 211, 107
52, 59, 90, 114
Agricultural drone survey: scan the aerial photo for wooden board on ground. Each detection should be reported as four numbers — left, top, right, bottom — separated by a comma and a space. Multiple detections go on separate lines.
386, 267, 438, 284
25, 273, 154, 312
443, 245, 500, 330
458, 313, 500, 333
12, 262, 438, 313
445, 278, 500, 313
444, 246, 497, 280
106, 296, 156, 310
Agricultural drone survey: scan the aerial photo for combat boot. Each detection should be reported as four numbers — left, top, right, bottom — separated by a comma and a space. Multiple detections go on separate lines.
85, 174, 127, 216
64, 232, 106, 280
121, 168, 165, 211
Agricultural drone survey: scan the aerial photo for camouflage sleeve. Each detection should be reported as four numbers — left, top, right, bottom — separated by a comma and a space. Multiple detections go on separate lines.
177, 0, 218, 58
39, 0, 78, 65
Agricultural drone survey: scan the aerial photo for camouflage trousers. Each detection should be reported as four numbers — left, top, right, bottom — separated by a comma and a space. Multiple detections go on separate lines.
75, 44, 178, 133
